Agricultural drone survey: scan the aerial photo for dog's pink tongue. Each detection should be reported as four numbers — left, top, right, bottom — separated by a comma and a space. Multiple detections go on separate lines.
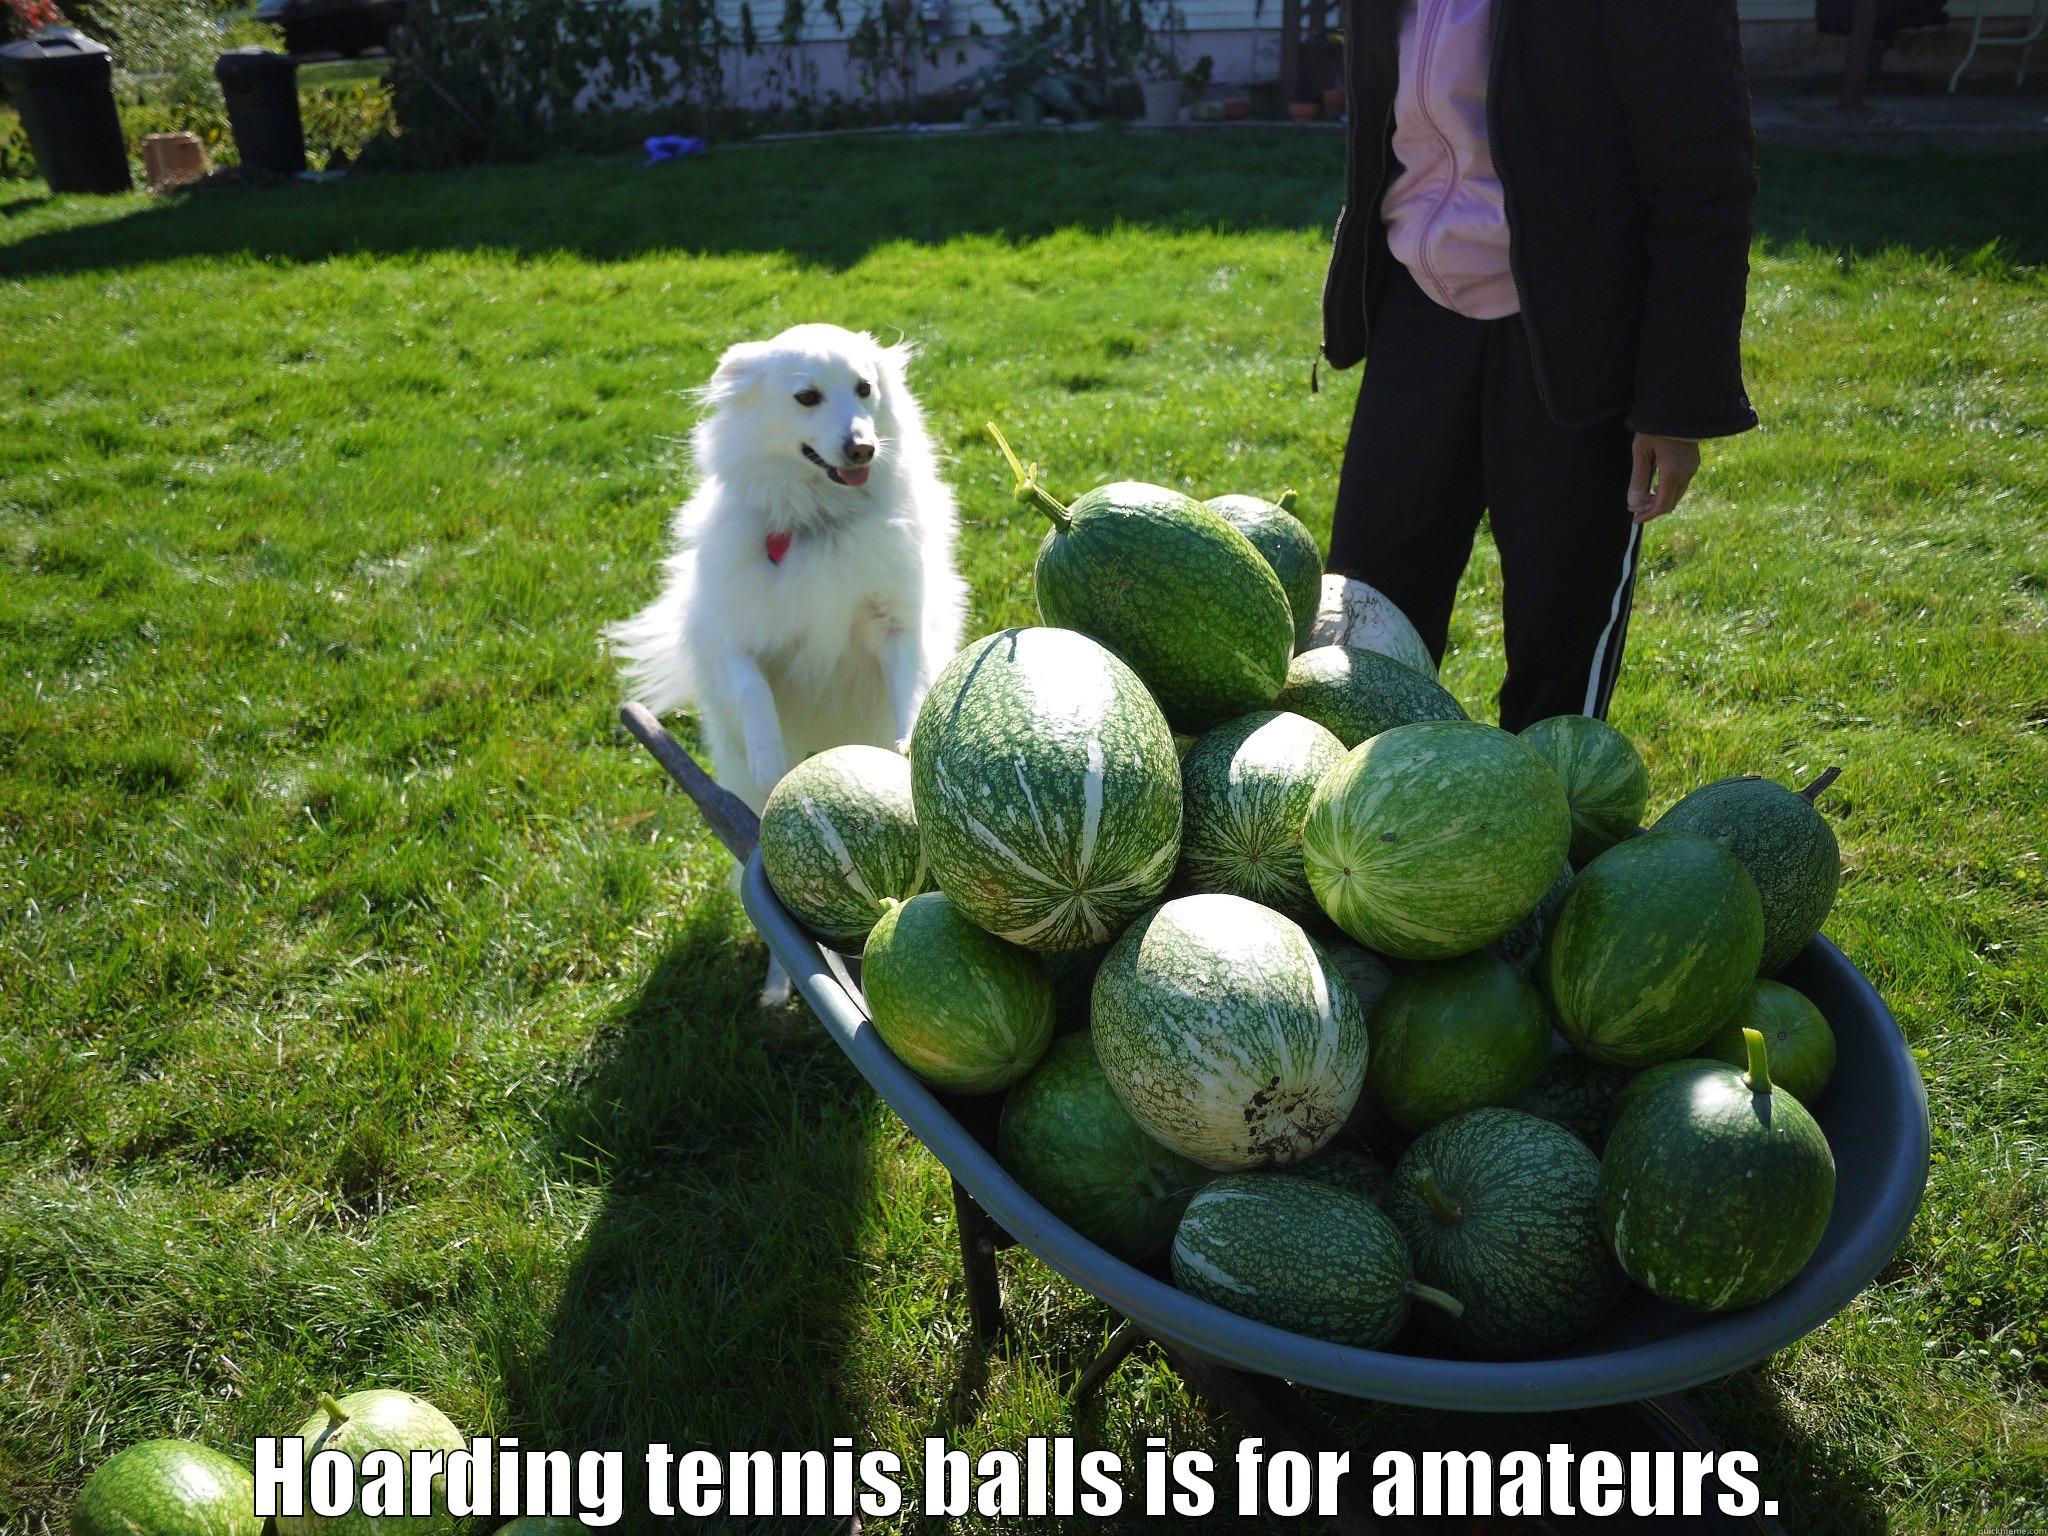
837, 465, 871, 488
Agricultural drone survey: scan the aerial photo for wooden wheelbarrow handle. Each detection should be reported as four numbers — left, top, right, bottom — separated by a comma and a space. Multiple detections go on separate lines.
619, 701, 762, 863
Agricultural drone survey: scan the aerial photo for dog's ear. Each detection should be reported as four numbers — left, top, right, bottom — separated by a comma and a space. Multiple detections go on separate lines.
876, 336, 916, 391
701, 340, 774, 406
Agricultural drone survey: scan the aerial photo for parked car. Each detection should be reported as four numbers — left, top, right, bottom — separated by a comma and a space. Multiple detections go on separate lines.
256, 0, 407, 57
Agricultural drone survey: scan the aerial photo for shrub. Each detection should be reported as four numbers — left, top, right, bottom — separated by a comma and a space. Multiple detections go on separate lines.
384, 0, 728, 167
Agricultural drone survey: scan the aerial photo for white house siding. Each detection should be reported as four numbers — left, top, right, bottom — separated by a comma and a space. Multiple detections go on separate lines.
700, 0, 2039, 109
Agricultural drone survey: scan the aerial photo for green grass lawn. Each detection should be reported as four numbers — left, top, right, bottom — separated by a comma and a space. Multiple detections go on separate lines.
1, 131, 2044, 1532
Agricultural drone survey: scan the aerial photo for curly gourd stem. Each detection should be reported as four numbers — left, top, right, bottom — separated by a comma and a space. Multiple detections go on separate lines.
986, 421, 1072, 532
1276, 488, 1298, 513
1405, 1281, 1465, 1319
1800, 766, 1842, 804
318, 1393, 351, 1426
1414, 1167, 1464, 1226
1742, 1025, 1773, 1096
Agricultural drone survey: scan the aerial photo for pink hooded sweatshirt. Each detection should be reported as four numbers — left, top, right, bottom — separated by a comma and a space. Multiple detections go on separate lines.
1380, 0, 1520, 320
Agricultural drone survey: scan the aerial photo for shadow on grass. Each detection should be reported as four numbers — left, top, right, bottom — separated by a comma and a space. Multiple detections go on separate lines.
1698, 1370, 1894, 1536
0, 134, 2041, 282
506, 900, 881, 1532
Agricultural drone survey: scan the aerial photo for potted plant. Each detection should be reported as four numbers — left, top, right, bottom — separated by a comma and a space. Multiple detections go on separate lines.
1138, 0, 1188, 124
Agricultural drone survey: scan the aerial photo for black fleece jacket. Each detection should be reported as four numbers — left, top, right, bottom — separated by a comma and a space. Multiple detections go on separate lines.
1320, 0, 1761, 439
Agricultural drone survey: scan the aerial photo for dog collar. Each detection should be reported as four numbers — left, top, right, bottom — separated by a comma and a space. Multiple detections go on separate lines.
765, 530, 792, 565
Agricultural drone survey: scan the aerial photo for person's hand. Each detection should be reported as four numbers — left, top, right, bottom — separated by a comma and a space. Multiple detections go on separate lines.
1627, 434, 1701, 523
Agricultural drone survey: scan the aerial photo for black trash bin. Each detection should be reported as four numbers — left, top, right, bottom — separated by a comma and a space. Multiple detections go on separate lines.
0, 28, 130, 194
214, 47, 305, 177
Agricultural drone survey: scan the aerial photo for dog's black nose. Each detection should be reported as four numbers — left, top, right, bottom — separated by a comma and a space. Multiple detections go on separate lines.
843, 439, 875, 467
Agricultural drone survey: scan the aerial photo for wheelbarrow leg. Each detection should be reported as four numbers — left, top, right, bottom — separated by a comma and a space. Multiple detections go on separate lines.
1071, 1318, 1148, 1404
952, 1179, 1004, 1342
1162, 1347, 1416, 1536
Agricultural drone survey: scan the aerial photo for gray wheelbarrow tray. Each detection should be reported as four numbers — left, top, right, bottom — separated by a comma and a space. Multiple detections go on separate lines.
624, 704, 1930, 1530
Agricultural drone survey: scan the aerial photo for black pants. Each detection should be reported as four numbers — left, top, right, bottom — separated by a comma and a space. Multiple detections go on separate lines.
1328, 263, 1640, 733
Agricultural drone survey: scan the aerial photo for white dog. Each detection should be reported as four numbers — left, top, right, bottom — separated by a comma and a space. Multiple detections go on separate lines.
609, 324, 966, 999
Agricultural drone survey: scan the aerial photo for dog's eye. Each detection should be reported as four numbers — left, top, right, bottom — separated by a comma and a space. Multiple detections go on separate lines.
794, 388, 823, 407
855, 379, 873, 398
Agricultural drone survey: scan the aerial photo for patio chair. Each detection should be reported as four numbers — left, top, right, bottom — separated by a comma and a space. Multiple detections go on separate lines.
1948, 0, 2047, 88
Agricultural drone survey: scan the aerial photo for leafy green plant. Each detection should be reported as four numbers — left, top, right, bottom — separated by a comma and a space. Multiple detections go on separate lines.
383, 0, 727, 166
88, 0, 224, 116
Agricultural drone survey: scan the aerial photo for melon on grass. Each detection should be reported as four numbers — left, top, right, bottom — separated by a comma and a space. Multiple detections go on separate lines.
1171, 1174, 1462, 1348
910, 627, 1181, 951
1275, 645, 1465, 749
1307, 574, 1438, 677
493, 1522, 591, 1536
1518, 715, 1649, 868
278, 1390, 465, 1536
1701, 979, 1837, 1104
1488, 860, 1573, 975
1287, 1144, 1394, 1206
1206, 490, 1324, 650
1599, 1028, 1837, 1312
1093, 894, 1369, 1169
758, 745, 926, 947
1179, 709, 1347, 920
1539, 830, 1764, 1068
1513, 1051, 1636, 1150
1654, 767, 1843, 975
989, 425, 1294, 731
997, 1031, 1210, 1263
1388, 1109, 1626, 1357
862, 892, 1054, 1094
1364, 951, 1553, 1132
1303, 719, 1572, 960
71, 1440, 261, 1536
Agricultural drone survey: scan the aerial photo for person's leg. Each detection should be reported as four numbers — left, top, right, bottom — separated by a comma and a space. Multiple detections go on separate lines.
1327, 266, 1491, 665
1481, 316, 1639, 731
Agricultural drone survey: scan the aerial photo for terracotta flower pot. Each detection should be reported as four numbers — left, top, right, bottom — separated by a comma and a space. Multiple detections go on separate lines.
1323, 86, 1348, 117
1288, 101, 1321, 121
1223, 98, 1251, 119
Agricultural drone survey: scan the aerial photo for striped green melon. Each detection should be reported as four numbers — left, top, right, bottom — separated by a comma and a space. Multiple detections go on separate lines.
992, 427, 1293, 731
1275, 645, 1464, 748
1364, 951, 1553, 1132
1093, 894, 1368, 1169
1302, 720, 1572, 960
1539, 830, 1764, 1068
1171, 1174, 1462, 1346
1701, 979, 1837, 1104
1654, 768, 1843, 975
1287, 1144, 1393, 1207
71, 1441, 261, 1536
1179, 710, 1347, 920
1389, 1109, 1626, 1356
1324, 939, 1395, 1017
1518, 715, 1649, 868
996, 1031, 1210, 1263
1599, 1028, 1836, 1312
1306, 575, 1438, 677
1206, 491, 1323, 650
758, 745, 927, 947
862, 892, 1054, 1094
1043, 939, 1113, 1034
279, 1391, 464, 1536
1488, 859, 1573, 974
910, 627, 1181, 951
1513, 1051, 1636, 1150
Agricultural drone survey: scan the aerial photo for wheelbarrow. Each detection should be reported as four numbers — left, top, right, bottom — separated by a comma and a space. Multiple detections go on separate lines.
622, 702, 1931, 1534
